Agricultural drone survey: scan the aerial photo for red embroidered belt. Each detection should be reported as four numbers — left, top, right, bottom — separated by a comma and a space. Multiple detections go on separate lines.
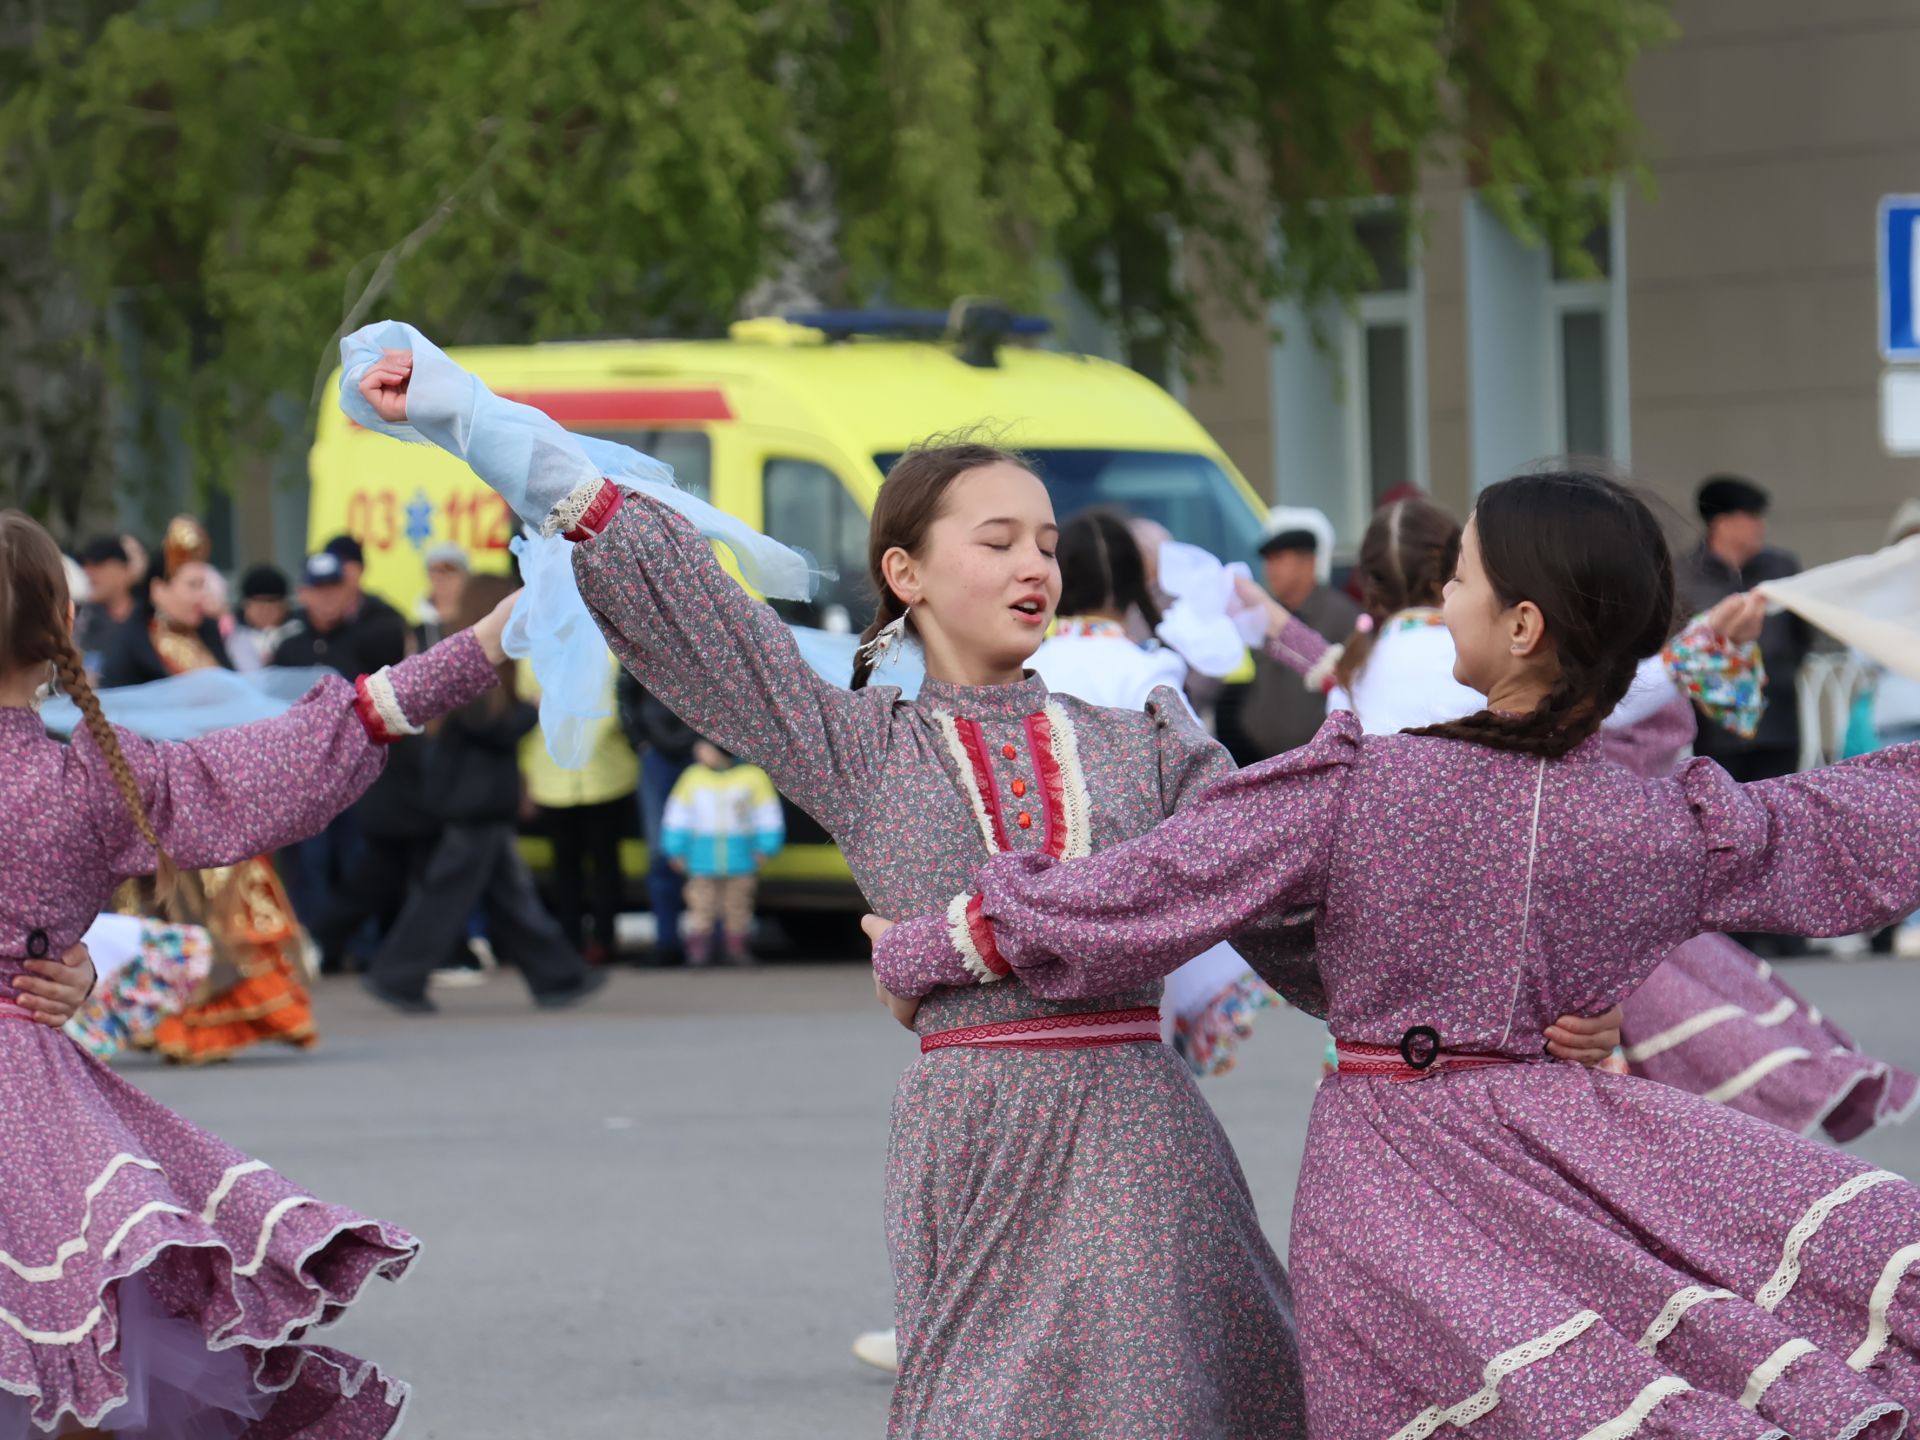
1333, 1034, 1528, 1083
921, 1007, 1162, 1055
0, 1001, 38, 1025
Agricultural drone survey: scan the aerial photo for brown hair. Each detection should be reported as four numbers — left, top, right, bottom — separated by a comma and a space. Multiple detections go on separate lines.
454, 572, 517, 711
1333, 498, 1461, 694
850, 438, 1033, 689
0, 511, 179, 901
1407, 469, 1675, 758
1056, 510, 1163, 631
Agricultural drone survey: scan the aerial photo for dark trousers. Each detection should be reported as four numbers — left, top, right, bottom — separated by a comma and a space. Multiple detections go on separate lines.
1712, 745, 1800, 784
543, 797, 631, 952
283, 808, 363, 930
310, 833, 438, 972
370, 823, 587, 1001
639, 751, 691, 955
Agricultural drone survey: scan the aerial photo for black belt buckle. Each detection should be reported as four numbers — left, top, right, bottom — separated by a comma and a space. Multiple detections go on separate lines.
1399, 1025, 1441, 1070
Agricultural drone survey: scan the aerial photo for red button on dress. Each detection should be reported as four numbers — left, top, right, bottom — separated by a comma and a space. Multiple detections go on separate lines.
1002, 744, 1018, 760
1011, 779, 1028, 798
1016, 812, 1033, 829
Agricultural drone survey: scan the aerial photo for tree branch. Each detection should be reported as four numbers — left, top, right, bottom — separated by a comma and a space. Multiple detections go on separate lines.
264, 124, 347, 155
308, 120, 507, 414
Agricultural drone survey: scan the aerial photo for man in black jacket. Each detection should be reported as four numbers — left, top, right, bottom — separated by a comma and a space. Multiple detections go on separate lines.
1675, 475, 1811, 782
324, 533, 411, 646
272, 552, 409, 942
1676, 475, 1814, 959
274, 552, 407, 678
362, 675, 603, 1012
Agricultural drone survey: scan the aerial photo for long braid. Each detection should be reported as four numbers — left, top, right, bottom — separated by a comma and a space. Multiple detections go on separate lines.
1332, 498, 1460, 695
52, 643, 180, 905
1408, 648, 1640, 759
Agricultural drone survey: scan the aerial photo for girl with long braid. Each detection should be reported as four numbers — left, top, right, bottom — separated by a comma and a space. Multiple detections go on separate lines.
0, 508, 508, 1437
1250, 496, 1918, 1142
873, 469, 1920, 1438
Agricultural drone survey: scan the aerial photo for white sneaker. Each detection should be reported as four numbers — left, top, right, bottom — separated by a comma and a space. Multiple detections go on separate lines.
430, 936, 496, 989
851, 1328, 897, 1374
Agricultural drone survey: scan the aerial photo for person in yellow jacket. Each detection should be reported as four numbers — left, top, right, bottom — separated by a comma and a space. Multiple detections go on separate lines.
660, 741, 785, 965
519, 655, 640, 965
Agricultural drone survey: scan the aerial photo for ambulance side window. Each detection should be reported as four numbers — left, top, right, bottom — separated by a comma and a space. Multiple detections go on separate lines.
577, 429, 712, 501
762, 458, 870, 627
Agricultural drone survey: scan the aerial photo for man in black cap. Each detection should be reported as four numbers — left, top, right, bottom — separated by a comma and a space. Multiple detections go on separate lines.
274, 553, 362, 674
276, 549, 406, 677
1676, 475, 1810, 784
1239, 510, 1359, 760
322, 533, 410, 649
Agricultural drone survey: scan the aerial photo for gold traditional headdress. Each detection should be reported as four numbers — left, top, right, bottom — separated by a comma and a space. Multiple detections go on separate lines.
161, 515, 211, 580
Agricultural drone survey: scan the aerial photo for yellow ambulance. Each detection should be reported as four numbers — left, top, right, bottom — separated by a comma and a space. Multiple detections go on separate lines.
308, 308, 1269, 925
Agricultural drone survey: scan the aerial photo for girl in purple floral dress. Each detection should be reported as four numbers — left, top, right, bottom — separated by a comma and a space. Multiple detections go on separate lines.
874, 468, 1920, 1439
1249, 496, 1918, 1142
0, 509, 507, 1438
343, 325, 1621, 1440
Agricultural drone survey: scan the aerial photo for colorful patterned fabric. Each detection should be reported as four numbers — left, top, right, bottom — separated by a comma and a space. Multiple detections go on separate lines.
1168, 971, 1279, 1077
65, 919, 211, 1061
1049, 617, 1131, 642
1662, 612, 1766, 738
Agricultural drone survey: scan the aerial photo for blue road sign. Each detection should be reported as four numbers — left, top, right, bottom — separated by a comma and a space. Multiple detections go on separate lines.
1882, 195, 1920, 362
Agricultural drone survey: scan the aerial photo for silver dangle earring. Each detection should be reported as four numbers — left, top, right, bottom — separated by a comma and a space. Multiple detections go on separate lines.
858, 608, 910, 667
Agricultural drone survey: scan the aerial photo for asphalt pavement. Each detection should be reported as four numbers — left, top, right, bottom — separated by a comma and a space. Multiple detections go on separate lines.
121, 955, 1920, 1439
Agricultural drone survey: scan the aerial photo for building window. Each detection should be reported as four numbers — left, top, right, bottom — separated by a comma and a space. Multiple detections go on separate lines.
1464, 186, 1630, 494
761, 457, 870, 628
1548, 223, 1614, 458
1341, 209, 1429, 535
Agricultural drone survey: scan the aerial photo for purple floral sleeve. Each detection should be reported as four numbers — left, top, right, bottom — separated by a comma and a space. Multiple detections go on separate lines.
84, 628, 497, 877
1262, 614, 1333, 683
1687, 743, 1920, 936
573, 495, 892, 833
1154, 692, 1326, 1012
872, 911, 975, 995
876, 716, 1360, 1001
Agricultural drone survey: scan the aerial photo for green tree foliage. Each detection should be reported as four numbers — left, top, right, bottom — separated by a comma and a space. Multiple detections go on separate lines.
1, 0, 1672, 503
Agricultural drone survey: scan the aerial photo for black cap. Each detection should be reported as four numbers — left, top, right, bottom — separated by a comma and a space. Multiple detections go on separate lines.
78, 535, 129, 567
323, 534, 365, 567
239, 563, 290, 601
1257, 529, 1320, 558
1697, 475, 1769, 523
301, 552, 347, 587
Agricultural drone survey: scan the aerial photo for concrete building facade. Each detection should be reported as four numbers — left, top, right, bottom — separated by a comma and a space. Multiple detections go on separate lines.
1186, 0, 1920, 567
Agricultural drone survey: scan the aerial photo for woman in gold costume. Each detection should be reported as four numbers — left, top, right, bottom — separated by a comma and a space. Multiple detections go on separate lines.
98, 517, 320, 1062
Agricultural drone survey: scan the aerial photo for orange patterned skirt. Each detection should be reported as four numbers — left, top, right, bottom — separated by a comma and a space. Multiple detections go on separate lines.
151, 859, 317, 1064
